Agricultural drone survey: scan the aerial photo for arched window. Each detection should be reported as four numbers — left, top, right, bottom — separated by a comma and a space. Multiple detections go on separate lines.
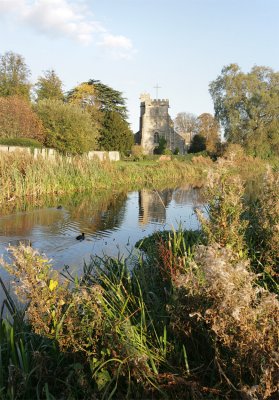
154, 132, 159, 144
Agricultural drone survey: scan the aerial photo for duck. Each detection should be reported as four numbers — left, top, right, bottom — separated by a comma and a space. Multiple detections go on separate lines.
57, 205, 63, 209
76, 233, 85, 241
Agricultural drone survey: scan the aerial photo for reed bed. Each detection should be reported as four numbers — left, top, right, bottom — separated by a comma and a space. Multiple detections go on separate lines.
0, 152, 207, 206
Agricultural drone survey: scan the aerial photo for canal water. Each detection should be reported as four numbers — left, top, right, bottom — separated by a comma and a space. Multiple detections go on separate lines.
0, 186, 204, 284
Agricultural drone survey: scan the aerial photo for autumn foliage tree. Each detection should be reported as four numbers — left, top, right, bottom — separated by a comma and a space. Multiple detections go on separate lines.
196, 113, 220, 154
66, 82, 103, 133
0, 96, 45, 142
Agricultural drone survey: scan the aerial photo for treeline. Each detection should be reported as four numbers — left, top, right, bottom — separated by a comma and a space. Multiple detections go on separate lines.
0, 51, 134, 155
176, 64, 279, 159
1, 51, 278, 159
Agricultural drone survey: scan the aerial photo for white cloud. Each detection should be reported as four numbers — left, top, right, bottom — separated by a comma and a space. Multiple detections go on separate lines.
22, 0, 104, 45
98, 33, 136, 59
99, 34, 133, 51
0, 0, 25, 12
0, 0, 135, 56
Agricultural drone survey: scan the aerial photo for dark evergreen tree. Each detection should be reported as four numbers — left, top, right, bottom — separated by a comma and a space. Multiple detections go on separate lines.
188, 134, 206, 153
67, 80, 128, 121
88, 79, 128, 120
98, 111, 134, 152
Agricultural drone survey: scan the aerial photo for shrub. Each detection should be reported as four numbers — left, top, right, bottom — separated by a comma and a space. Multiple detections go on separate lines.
35, 99, 99, 155
169, 244, 279, 399
196, 172, 248, 256
222, 143, 246, 161
130, 144, 144, 160
246, 168, 279, 288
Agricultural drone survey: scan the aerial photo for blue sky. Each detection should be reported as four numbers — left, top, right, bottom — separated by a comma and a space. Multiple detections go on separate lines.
0, 0, 278, 132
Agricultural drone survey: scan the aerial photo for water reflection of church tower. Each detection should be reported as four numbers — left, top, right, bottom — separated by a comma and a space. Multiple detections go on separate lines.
138, 189, 173, 225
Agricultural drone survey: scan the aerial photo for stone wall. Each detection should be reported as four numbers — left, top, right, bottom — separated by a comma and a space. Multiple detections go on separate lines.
0, 145, 120, 161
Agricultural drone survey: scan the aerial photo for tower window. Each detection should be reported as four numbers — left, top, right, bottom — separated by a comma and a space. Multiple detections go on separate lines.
154, 132, 159, 144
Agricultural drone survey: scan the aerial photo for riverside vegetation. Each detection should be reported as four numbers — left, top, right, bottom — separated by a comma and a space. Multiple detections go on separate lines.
0, 151, 208, 207
0, 149, 278, 399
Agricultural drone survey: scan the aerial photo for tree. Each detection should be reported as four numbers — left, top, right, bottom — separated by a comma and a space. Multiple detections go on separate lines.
35, 69, 64, 101
67, 82, 103, 131
98, 111, 134, 152
197, 113, 220, 154
67, 80, 128, 120
35, 99, 99, 154
174, 112, 198, 144
188, 134, 206, 153
209, 64, 279, 158
0, 96, 45, 142
0, 51, 31, 99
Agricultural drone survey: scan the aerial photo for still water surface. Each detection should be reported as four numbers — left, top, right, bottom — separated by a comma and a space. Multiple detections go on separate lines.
0, 187, 204, 277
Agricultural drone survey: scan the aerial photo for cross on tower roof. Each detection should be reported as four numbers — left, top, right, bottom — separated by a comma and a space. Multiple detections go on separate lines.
154, 83, 161, 100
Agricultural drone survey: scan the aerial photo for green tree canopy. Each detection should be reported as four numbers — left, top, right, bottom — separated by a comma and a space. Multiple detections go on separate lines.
98, 111, 134, 152
0, 96, 45, 142
35, 99, 99, 155
209, 64, 279, 158
0, 51, 31, 99
67, 80, 128, 120
35, 69, 64, 102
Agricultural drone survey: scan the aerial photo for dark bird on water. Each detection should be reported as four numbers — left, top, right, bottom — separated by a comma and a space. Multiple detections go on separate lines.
57, 205, 62, 209
76, 233, 85, 241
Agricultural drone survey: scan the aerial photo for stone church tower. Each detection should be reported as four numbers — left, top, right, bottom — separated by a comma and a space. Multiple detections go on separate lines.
135, 93, 185, 154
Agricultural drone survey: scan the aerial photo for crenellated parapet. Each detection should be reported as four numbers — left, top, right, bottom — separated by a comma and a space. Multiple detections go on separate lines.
150, 99, 169, 106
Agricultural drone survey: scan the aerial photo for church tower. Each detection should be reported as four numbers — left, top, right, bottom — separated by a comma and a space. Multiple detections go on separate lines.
136, 93, 176, 154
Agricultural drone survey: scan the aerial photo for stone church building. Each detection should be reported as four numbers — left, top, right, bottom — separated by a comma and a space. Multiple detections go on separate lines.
135, 93, 186, 154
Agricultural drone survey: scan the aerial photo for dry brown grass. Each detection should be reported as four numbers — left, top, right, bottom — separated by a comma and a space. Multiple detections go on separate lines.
169, 244, 279, 399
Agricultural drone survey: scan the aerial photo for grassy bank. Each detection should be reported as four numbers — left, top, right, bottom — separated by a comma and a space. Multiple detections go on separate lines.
0, 152, 208, 206
0, 168, 278, 399
0, 150, 271, 208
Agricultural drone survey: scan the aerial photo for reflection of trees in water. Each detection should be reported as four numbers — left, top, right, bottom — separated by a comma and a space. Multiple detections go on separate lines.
139, 189, 173, 225
0, 187, 205, 238
99, 194, 127, 231
139, 187, 204, 225
0, 190, 128, 237
54, 190, 128, 234
0, 208, 65, 237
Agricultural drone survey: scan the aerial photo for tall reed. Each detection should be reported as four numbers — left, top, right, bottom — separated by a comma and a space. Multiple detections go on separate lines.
0, 152, 207, 205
